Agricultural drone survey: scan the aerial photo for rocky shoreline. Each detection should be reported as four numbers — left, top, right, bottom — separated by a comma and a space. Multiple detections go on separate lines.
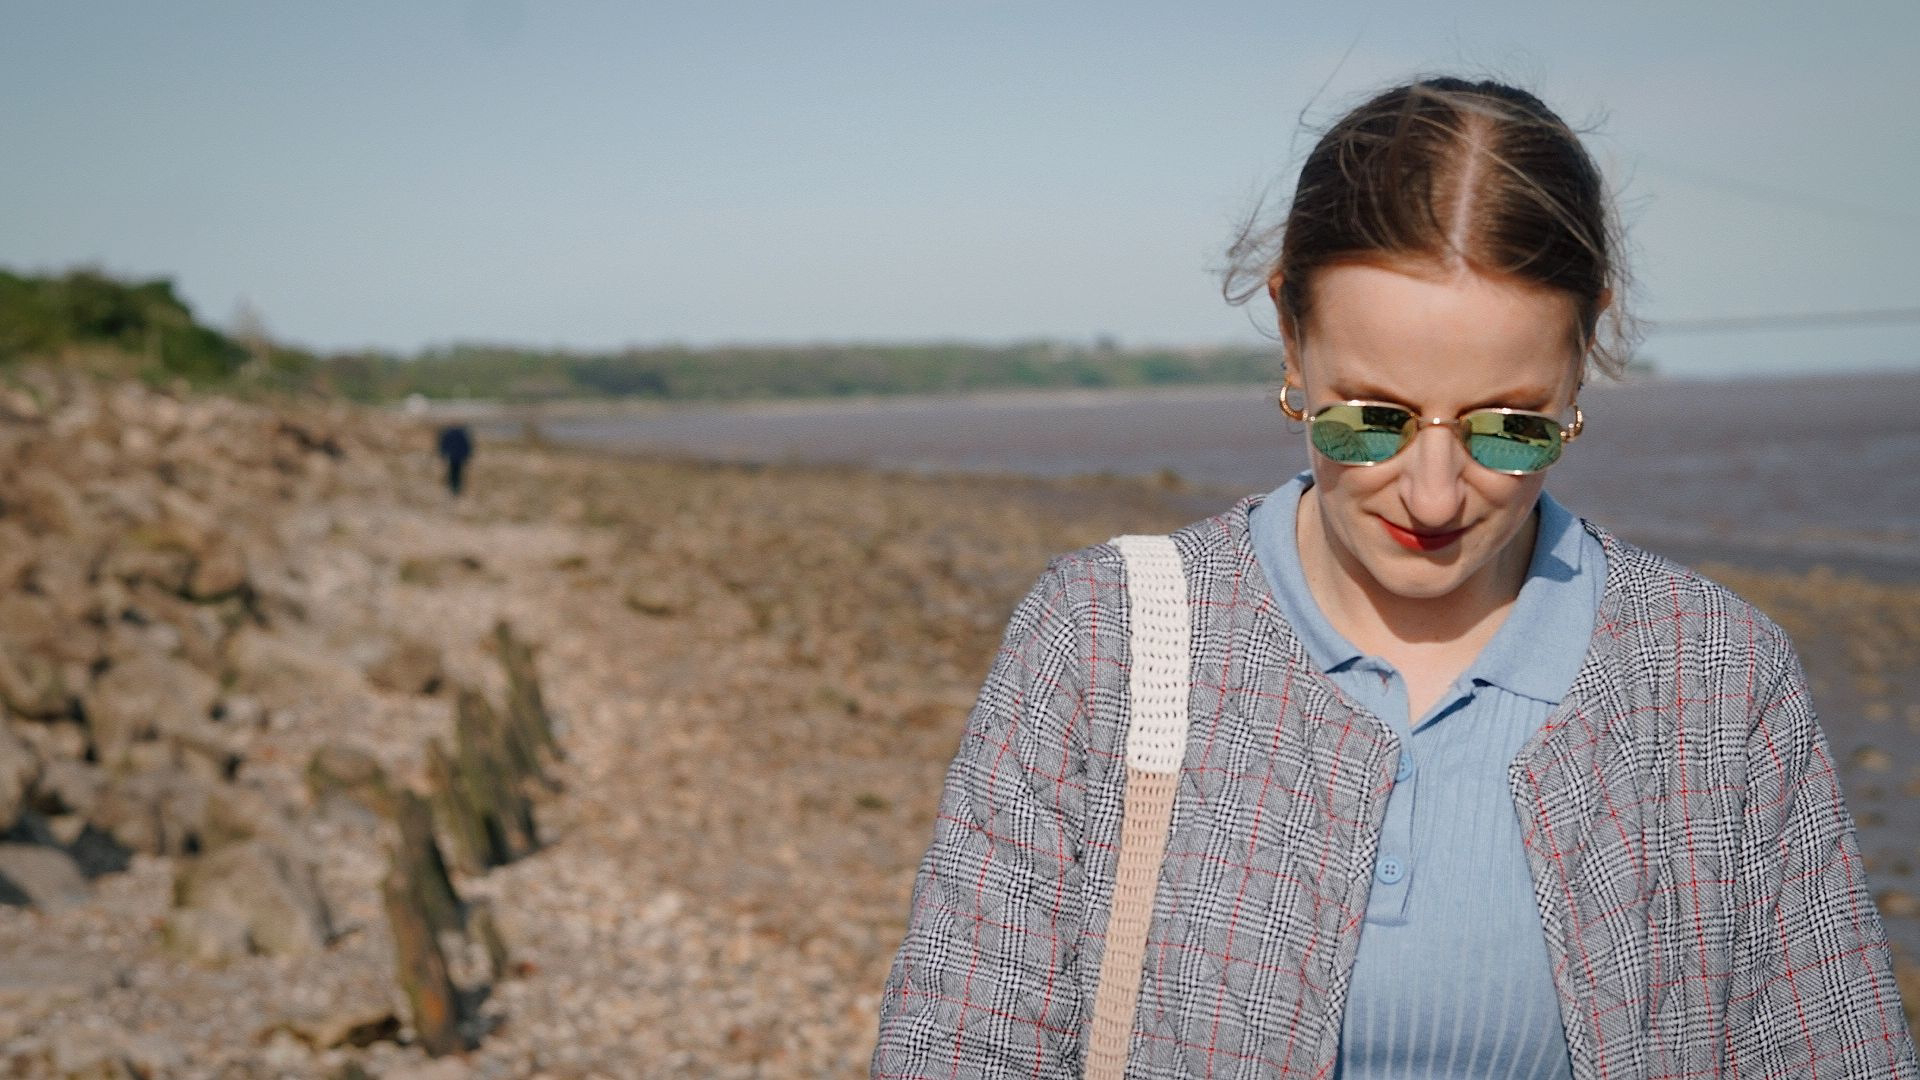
0, 371, 1914, 1077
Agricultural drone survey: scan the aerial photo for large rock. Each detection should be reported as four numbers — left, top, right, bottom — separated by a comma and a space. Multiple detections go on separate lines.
36, 759, 103, 818
0, 722, 37, 827
185, 530, 249, 600
0, 843, 88, 913
0, 521, 34, 592
367, 638, 445, 696
305, 742, 391, 822
0, 626, 71, 719
119, 583, 231, 674
82, 649, 220, 766
97, 533, 193, 596
90, 766, 210, 856
171, 839, 334, 959
263, 989, 400, 1050
226, 625, 356, 698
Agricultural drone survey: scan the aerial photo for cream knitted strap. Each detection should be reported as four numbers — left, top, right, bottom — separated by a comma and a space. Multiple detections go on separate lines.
1087, 535, 1191, 1080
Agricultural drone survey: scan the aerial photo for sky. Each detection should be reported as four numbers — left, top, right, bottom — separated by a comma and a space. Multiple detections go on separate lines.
2, 1, 1917, 379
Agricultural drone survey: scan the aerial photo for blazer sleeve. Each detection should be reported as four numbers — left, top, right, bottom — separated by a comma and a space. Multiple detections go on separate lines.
873, 560, 1092, 1078
1726, 642, 1919, 1077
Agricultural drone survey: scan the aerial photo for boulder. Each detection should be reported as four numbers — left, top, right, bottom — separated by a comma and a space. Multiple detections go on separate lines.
10, 719, 89, 766
367, 638, 445, 696
0, 843, 88, 913
90, 767, 209, 856
264, 991, 400, 1050
185, 531, 249, 600
82, 649, 220, 766
305, 742, 391, 821
0, 633, 71, 719
0, 521, 33, 591
172, 839, 334, 959
36, 760, 103, 818
121, 583, 232, 674
161, 905, 250, 965
226, 625, 354, 698
97, 532, 193, 596
0, 722, 37, 827
47, 1025, 143, 1080
20, 542, 101, 628
200, 782, 274, 852
7, 469, 87, 535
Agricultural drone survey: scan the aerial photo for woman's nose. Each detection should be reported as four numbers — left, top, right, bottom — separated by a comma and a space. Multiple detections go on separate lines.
1396, 421, 1469, 526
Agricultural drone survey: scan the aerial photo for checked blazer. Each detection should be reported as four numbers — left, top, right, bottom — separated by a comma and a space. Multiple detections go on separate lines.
873, 494, 1919, 1079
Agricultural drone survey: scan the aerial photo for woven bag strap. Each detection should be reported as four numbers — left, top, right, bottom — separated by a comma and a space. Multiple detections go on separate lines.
1086, 534, 1192, 1080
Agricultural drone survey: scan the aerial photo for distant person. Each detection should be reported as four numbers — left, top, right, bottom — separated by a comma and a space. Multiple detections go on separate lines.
874, 77, 1916, 1078
436, 424, 473, 496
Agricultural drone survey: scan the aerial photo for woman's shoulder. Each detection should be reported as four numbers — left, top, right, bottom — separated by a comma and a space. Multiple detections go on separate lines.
1040, 495, 1263, 594
1581, 519, 1805, 682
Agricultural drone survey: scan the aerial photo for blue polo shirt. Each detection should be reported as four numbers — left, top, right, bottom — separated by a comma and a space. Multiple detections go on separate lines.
1248, 473, 1604, 1080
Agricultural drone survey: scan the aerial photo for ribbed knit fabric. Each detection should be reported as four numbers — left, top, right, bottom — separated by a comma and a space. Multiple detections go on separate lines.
1248, 473, 1603, 1080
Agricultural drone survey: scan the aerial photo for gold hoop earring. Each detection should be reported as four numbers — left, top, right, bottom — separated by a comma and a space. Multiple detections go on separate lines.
1278, 385, 1307, 422
1567, 403, 1585, 441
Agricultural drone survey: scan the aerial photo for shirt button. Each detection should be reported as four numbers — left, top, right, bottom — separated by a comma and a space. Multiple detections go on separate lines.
1376, 856, 1405, 884
1395, 754, 1414, 782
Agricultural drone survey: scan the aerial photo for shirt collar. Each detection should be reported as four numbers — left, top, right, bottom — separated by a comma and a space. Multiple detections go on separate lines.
1247, 471, 1594, 704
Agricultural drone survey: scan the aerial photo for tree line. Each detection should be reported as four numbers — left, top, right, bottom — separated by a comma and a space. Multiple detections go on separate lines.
1, 267, 1279, 402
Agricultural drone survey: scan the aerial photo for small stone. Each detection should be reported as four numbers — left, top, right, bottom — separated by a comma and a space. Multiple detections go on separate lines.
185, 532, 249, 600
1852, 745, 1895, 773
367, 639, 445, 696
269, 995, 401, 1050
381, 1057, 471, 1080
1879, 888, 1920, 919
163, 906, 251, 964
0, 843, 88, 913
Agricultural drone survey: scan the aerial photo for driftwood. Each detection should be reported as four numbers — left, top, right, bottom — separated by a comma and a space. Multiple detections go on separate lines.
381, 853, 466, 1057
377, 622, 558, 1055
430, 689, 540, 874
495, 621, 559, 766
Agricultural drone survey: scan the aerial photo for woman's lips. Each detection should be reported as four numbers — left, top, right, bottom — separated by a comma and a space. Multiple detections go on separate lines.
1382, 519, 1468, 552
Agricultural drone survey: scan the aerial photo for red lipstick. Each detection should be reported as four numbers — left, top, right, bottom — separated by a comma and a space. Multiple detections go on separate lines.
1383, 520, 1467, 552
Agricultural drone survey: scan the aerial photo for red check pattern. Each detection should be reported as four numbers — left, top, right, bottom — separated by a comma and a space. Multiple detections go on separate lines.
874, 495, 1917, 1078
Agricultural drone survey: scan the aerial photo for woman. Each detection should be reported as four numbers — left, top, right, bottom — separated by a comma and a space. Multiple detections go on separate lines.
873, 78, 1916, 1079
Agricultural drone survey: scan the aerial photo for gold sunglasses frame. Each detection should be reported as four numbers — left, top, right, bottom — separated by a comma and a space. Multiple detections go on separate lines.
1278, 392, 1585, 475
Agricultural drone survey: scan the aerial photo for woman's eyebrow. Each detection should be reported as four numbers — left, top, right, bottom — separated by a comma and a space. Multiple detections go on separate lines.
1464, 387, 1558, 411
1331, 383, 1560, 412
1330, 380, 1410, 403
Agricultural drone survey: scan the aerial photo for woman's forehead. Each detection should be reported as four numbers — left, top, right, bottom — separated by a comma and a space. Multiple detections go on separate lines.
1301, 263, 1582, 402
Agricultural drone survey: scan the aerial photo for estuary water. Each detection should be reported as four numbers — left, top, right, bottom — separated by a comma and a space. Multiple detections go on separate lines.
471, 370, 1920, 581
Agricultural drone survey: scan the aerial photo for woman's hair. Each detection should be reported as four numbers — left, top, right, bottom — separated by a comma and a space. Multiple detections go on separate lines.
1225, 76, 1636, 379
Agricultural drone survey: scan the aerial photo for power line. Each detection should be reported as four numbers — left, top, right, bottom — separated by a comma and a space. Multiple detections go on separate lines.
1651, 307, 1920, 335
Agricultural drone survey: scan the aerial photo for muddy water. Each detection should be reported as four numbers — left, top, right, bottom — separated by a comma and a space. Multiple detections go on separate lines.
489, 370, 1920, 582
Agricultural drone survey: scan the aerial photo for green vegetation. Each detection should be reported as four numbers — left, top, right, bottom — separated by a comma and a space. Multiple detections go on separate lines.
320, 341, 1278, 404
2, 266, 1278, 402
0, 268, 272, 383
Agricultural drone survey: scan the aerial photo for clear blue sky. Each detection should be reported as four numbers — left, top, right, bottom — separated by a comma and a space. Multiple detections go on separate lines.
3, 1, 1916, 377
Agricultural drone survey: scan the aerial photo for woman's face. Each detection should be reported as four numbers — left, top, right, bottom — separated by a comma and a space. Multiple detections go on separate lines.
1287, 261, 1583, 606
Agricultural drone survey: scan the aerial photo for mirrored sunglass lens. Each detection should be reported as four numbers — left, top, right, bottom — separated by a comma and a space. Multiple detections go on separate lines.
1310, 404, 1412, 464
1461, 411, 1562, 472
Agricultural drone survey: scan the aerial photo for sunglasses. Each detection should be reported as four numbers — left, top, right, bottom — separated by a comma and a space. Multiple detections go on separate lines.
1300, 399, 1584, 475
